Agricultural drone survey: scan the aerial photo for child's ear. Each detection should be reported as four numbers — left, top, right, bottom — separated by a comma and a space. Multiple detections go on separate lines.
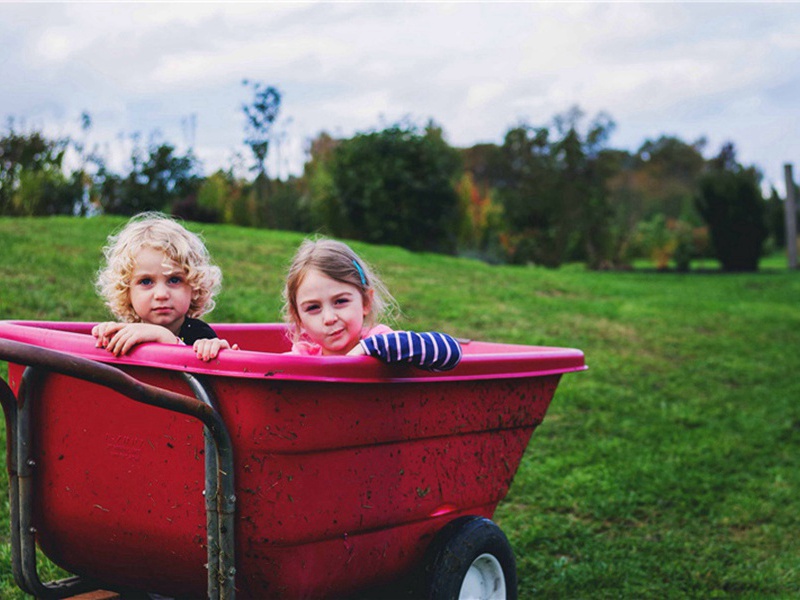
363, 288, 374, 315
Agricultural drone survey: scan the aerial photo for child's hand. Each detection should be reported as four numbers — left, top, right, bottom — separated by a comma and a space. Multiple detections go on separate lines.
193, 338, 240, 362
92, 321, 123, 349
93, 322, 178, 356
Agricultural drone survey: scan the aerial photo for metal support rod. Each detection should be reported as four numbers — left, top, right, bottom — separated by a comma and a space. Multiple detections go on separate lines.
184, 373, 222, 600
0, 338, 236, 599
0, 378, 25, 591
183, 372, 237, 600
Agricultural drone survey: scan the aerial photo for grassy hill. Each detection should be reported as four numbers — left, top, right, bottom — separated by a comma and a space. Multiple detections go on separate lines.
1, 216, 798, 598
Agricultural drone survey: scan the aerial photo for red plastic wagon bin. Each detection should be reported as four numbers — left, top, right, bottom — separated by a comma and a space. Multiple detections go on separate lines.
0, 321, 585, 600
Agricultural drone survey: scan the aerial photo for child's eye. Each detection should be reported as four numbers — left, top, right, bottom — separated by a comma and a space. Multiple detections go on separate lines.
168, 275, 184, 285
335, 297, 350, 306
137, 277, 153, 286
303, 303, 320, 313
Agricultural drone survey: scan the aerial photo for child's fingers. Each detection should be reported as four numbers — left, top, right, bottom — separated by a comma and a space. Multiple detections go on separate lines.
94, 322, 123, 348
104, 332, 124, 355
120, 335, 140, 356
107, 327, 138, 356
93, 323, 110, 345
198, 344, 212, 361
108, 330, 132, 356
194, 339, 216, 362
92, 322, 111, 336
194, 339, 238, 362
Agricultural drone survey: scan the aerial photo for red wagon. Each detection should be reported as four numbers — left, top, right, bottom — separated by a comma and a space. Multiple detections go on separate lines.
0, 320, 585, 600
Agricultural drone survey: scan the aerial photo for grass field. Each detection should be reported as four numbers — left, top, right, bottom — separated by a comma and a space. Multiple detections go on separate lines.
1, 216, 798, 598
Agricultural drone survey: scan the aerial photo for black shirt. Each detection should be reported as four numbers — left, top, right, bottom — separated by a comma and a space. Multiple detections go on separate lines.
178, 317, 218, 344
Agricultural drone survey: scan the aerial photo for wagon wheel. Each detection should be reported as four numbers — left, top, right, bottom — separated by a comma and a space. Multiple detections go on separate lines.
423, 516, 517, 600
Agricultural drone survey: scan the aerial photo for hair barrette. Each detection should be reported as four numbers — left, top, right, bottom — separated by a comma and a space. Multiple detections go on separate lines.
353, 260, 367, 286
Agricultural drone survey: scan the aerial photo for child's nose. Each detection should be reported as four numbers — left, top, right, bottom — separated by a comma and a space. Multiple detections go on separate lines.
154, 283, 170, 298
323, 306, 337, 324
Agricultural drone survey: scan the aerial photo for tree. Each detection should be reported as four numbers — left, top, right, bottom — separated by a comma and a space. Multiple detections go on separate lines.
71, 111, 103, 216
493, 124, 557, 265
241, 80, 282, 227
144, 143, 202, 209
605, 136, 706, 267
242, 81, 282, 179
329, 122, 462, 253
0, 121, 76, 216
302, 132, 344, 234
266, 177, 310, 232
553, 108, 616, 268
99, 139, 202, 216
764, 184, 800, 251
196, 169, 233, 223
635, 135, 707, 221
494, 107, 616, 268
460, 142, 506, 190
695, 143, 767, 272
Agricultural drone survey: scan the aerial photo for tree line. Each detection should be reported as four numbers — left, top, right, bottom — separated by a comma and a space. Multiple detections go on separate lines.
1, 82, 794, 272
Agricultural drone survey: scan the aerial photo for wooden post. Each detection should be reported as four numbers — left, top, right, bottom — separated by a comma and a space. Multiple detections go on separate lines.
785, 164, 798, 270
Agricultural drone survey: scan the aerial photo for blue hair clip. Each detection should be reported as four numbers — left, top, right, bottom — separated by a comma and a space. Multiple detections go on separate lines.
353, 260, 367, 286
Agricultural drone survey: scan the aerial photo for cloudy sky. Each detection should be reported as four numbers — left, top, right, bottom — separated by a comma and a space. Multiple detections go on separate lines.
2, 2, 799, 194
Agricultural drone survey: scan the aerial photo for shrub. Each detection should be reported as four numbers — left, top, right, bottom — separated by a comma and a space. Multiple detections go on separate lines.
695, 143, 767, 272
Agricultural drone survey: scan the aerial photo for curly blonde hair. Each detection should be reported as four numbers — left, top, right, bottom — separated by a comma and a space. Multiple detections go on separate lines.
96, 212, 222, 322
281, 237, 398, 343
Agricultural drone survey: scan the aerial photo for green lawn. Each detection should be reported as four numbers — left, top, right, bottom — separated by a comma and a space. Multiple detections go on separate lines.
1, 216, 798, 598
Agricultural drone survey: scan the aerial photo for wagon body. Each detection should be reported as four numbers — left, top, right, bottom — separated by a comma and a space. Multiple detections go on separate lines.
0, 321, 585, 599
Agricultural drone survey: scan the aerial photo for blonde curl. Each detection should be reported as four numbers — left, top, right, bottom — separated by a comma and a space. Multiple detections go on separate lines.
96, 212, 222, 322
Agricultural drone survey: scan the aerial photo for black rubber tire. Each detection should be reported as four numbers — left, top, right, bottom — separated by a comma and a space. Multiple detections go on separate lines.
423, 516, 518, 600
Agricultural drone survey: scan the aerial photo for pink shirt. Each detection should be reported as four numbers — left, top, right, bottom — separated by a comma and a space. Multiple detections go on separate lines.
289, 324, 394, 356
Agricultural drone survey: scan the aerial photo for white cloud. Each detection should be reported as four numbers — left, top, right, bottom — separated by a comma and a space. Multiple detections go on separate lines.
465, 82, 507, 112
32, 28, 77, 64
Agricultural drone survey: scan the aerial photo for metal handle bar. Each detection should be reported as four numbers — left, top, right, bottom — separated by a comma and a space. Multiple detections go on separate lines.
0, 338, 224, 426
0, 337, 236, 600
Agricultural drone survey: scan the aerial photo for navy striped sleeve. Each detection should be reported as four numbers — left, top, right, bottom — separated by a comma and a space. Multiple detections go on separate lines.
359, 331, 462, 371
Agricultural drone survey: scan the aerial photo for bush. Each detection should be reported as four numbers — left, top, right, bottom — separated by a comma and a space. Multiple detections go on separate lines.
329, 123, 462, 253
695, 143, 767, 272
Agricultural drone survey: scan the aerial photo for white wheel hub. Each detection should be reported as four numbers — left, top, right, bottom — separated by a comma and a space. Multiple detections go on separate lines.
458, 553, 507, 599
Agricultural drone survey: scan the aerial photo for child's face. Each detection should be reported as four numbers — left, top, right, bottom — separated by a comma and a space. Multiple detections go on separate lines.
129, 246, 193, 335
295, 268, 371, 355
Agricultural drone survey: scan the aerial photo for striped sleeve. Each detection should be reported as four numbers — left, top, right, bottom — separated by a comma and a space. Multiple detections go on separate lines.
359, 331, 462, 371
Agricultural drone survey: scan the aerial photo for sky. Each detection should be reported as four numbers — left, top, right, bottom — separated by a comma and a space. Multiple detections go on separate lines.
2, 2, 799, 195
